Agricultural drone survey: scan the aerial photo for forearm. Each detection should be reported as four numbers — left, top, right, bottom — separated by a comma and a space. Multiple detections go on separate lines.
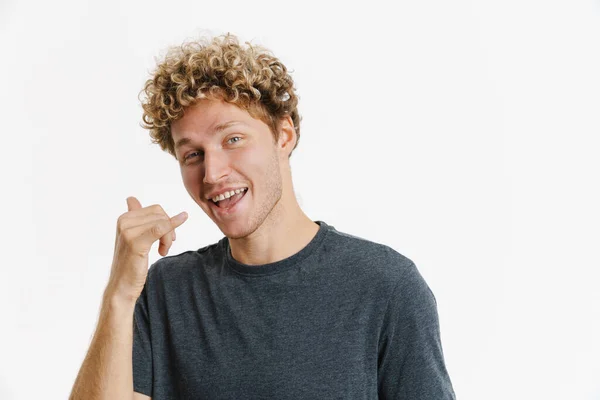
69, 289, 137, 400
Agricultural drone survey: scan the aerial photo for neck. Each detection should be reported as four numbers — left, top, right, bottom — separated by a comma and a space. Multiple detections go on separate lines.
228, 200, 319, 266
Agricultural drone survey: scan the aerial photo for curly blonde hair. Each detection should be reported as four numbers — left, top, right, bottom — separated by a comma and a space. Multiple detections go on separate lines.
139, 33, 302, 160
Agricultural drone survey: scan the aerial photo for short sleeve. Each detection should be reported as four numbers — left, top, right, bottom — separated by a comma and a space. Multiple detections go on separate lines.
377, 262, 456, 399
132, 281, 153, 396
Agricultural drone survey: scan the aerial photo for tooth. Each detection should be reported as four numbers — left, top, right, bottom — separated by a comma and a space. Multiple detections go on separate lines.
213, 188, 247, 203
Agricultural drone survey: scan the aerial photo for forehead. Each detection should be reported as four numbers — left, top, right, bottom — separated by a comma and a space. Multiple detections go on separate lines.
172, 99, 249, 137
171, 99, 270, 148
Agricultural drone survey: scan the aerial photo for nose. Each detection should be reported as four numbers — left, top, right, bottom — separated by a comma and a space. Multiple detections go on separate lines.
203, 150, 231, 184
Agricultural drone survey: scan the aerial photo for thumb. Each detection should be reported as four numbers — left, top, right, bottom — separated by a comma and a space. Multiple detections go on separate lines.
127, 196, 142, 212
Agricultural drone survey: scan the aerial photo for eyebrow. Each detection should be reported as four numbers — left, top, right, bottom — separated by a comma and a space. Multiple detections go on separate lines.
174, 121, 243, 151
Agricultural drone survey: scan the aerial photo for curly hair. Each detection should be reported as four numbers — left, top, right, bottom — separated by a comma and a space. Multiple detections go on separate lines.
139, 33, 302, 160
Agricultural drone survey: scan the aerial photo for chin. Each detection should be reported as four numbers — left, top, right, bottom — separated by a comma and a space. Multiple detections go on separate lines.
217, 220, 254, 239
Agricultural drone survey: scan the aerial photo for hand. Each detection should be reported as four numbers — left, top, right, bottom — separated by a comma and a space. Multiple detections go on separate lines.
105, 196, 188, 302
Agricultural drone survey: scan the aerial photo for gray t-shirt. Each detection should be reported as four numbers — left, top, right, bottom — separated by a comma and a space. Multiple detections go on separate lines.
132, 220, 455, 399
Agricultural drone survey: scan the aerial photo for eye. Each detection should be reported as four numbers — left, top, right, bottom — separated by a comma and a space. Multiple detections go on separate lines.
184, 151, 200, 161
183, 137, 242, 161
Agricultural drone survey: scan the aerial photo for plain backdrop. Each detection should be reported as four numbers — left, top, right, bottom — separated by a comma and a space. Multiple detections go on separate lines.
1, 0, 599, 399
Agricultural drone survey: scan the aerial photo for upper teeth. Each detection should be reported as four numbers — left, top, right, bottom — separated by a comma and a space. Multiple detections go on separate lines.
212, 187, 247, 203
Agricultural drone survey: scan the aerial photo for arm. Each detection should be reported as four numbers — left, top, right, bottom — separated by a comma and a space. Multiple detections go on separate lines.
69, 197, 184, 399
377, 262, 456, 399
69, 287, 143, 400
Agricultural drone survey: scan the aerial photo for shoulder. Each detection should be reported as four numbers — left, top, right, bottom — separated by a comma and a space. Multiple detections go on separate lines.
324, 224, 417, 286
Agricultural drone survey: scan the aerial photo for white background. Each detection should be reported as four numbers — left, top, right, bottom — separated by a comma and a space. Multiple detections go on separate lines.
1, 0, 599, 399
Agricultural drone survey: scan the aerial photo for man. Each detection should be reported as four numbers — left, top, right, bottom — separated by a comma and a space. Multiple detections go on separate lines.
70, 33, 456, 399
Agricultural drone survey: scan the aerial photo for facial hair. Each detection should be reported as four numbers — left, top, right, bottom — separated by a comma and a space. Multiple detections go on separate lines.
224, 145, 283, 240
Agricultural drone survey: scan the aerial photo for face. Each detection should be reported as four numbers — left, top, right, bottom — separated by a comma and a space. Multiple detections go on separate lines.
171, 98, 292, 239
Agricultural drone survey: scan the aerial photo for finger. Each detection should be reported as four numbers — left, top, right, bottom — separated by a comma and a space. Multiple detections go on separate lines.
170, 212, 188, 229
127, 196, 143, 212
125, 219, 172, 257
119, 204, 172, 231
159, 212, 187, 255
158, 235, 171, 256
118, 209, 165, 231
128, 212, 188, 256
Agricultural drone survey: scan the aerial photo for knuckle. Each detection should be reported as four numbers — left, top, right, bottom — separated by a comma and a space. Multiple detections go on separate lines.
151, 223, 166, 238
150, 204, 165, 214
116, 213, 126, 229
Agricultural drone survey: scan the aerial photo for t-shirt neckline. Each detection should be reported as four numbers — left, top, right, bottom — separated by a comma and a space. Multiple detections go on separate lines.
221, 220, 330, 276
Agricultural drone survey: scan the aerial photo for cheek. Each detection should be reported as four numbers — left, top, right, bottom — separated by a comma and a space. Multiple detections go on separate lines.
222, 152, 252, 180
180, 168, 193, 182
181, 169, 201, 191
241, 147, 273, 173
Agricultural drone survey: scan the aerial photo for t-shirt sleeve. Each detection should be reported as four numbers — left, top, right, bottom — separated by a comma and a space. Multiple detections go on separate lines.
377, 261, 456, 399
132, 281, 153, 396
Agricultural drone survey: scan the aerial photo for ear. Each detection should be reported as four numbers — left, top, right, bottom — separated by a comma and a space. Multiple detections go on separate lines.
276, 114, 297, 159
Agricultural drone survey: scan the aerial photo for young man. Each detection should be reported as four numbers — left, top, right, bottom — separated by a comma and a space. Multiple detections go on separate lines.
70, 33, 456, 399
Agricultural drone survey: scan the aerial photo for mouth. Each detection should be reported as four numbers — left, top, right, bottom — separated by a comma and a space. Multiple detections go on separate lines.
208, 189, 248, 216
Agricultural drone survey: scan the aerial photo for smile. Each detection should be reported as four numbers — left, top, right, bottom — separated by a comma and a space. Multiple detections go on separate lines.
209, 189, 248, 216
